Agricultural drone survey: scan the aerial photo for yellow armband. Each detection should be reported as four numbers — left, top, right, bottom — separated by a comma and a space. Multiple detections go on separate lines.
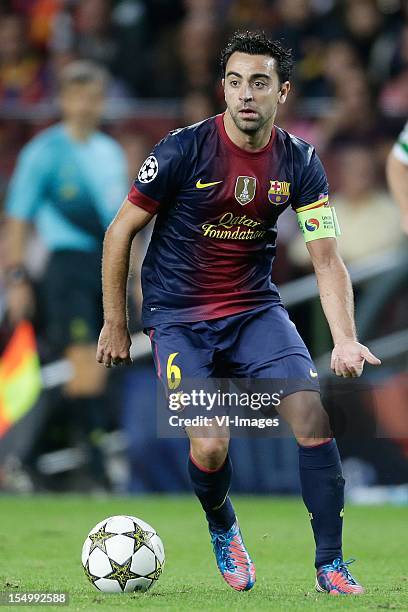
296, 206, 341, 243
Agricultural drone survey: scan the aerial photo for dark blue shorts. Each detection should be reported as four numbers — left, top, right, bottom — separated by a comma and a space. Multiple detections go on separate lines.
147, 304, 319, 398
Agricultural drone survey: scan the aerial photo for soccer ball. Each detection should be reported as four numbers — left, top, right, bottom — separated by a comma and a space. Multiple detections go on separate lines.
81, 515, 165, 593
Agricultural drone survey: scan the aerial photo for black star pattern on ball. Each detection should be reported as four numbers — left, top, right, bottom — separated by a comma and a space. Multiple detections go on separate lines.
88, 524, 117, 555
146, 556, 164, 581
123, 522, 155, 554
104, 557, 140, 591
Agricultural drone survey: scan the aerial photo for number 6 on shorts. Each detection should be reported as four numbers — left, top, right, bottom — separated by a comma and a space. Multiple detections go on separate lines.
167, 352, 181, 390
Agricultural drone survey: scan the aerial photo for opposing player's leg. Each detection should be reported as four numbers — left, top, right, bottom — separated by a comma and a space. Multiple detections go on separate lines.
148, 322, 255, 591
278, 390, 364, 595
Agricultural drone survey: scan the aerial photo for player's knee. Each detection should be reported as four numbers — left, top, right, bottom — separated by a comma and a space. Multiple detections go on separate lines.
283, 393, 332, 441
190, 437, 229, 470
295, 411, 331, 439
293, 413, 332, 442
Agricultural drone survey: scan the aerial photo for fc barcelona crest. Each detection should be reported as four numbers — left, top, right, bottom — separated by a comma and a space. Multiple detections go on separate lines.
268, 180, 291, 205
235, 176, 256, 205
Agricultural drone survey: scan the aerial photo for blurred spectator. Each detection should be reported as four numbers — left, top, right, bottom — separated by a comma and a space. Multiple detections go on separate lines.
380, 69, 408, 118
376, 6, 408, 116
316, 67, 387, 153
16, 0, 60, 51
273, 0, 318, 56
289, 145, 402, 268
385, 18, 408, 79
321, 39, 362, 93
339, 0, 385, 67
74, 0, 116, 69
63, 0, 132, 97
45, 0, 186, 98
2, 60, 128, 489
182, 89, 217, 125
271, 0, 330, 98
139, 0, 186, 97
0, 13, 47, 104
221, 0, 275, 32
276, 87, 321, 147
179, 0, 220, 92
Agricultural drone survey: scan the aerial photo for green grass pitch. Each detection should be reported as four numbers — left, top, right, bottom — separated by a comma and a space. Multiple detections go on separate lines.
1, 495, 407, 610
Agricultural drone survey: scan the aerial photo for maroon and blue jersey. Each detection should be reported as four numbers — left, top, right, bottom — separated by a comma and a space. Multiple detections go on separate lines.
128, 113, 328, 328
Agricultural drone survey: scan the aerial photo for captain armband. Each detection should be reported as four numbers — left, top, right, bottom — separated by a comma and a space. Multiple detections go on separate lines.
296, 205, 341, 243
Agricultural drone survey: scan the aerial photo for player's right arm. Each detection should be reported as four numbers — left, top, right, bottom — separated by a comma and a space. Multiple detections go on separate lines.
386, 128, 408, 235
96, 130, 185, 368
96, 199, 153, 368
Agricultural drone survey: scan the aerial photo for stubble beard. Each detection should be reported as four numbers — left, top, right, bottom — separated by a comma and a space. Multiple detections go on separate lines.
230, 108, 274, 136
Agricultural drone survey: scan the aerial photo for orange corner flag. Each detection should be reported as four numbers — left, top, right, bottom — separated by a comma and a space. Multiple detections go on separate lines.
0, 321, 42, 437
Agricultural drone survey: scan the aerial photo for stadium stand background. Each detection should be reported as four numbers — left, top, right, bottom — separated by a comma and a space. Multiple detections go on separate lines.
0, 0, 407, 497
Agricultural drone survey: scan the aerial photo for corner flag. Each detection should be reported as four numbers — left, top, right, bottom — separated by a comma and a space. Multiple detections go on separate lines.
0, 321, 42, 437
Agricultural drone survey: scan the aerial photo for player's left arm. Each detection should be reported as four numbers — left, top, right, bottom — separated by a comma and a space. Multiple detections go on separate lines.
307, 237, 381, 377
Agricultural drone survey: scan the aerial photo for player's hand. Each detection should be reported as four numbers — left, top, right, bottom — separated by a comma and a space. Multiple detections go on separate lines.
96, 321, 133, 368
5, 280, 35, 325
331, 340, 381, 378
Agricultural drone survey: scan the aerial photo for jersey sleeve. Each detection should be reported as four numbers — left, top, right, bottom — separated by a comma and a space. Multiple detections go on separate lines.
292, 148, 329, 213
391, 122, 408, 165
5, 140, 51, 221
127, 131, 185, 215
292, 148, 340, 242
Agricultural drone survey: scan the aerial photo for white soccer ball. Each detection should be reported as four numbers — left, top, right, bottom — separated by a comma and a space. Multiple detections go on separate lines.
81, 515, 165, 593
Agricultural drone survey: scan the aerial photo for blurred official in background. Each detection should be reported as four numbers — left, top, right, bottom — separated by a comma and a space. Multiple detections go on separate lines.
3, 60, 128, 488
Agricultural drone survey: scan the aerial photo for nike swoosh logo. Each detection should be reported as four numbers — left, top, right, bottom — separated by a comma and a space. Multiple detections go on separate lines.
310, 369, 318, 378
196, 179, 223, 189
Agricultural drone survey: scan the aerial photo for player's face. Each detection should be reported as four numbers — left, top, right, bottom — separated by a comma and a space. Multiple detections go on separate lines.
223, 52, 290, 134
60, 81, 105, 128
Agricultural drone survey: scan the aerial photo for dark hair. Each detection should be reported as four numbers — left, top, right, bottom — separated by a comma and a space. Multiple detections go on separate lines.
58, 60, 109, 92
220, 31, 293, 84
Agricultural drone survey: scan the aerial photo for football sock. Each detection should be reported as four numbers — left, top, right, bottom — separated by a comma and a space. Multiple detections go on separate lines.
298, 438, 344, 568
188, 453, 236, 532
